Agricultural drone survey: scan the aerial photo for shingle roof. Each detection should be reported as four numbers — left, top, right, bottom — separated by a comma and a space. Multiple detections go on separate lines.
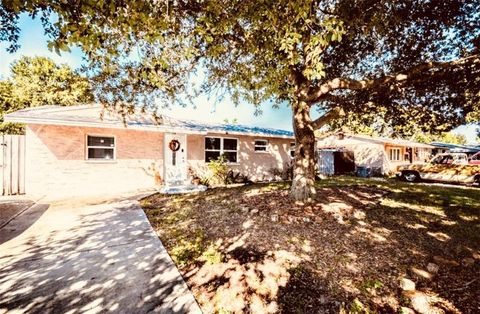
317, 132, 435, 148
4, 105, 294, 139
352, 134, 436, 148
430, 142, 480, 153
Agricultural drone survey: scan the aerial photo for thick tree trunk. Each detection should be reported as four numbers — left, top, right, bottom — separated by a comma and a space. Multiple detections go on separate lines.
291, 100, 317, 202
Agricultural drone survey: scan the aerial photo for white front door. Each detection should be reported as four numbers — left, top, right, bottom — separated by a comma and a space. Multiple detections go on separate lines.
164, 133, 187, 186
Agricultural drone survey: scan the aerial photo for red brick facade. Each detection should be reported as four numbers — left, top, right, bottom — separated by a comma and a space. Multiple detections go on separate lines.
26, 125, 294, 197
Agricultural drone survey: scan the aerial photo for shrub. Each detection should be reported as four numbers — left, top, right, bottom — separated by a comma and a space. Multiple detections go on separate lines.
170, 230, 206, 267
207, 155, 230, 185
199, 244, 224, 265
269, 161, 293, 181
226, 170, 251, 184
207, 156, 251, 185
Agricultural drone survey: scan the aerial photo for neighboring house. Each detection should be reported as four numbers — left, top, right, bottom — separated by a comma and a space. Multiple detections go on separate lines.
316, 132, 435, 175
5, 105, 295, 197
429, 142, 480, 156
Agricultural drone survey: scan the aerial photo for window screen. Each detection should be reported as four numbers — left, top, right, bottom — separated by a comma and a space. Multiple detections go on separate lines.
290, 142, 295, 157
205, 137, 238, 163
87, 136, 115, 160
254, 140, 268, 152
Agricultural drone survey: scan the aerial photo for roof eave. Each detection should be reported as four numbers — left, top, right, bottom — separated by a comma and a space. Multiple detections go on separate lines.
4, 116, 208, 135
5, 115, 295, 139
205, 130, 294, 139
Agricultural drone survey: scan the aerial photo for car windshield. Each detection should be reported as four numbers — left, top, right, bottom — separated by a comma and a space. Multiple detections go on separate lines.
431, 155, 454, 165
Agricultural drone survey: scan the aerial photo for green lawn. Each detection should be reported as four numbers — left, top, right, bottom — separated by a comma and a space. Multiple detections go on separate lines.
142, 177, 479, 313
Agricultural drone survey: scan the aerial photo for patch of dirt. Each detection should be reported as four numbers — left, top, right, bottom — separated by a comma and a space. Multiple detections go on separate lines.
142, 182, 480, 313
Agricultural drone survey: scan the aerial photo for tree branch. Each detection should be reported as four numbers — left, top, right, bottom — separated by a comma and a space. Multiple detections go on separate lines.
311, 107, 345, 129
312, 93, 347, 105
307, 52, 480, 102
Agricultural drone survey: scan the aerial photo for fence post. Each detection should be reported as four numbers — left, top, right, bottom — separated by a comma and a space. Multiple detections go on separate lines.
2, 135, 5, 196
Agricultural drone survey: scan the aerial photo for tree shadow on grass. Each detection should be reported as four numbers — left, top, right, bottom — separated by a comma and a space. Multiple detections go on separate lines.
144, 181, 479, 313
277, 263, 340, 314
358, 188, 480, 311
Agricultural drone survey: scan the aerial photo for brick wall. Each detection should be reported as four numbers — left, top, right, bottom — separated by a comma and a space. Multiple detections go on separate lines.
26, 125, 294, 197
26, 125, 164, 197
187, 133, 293, 181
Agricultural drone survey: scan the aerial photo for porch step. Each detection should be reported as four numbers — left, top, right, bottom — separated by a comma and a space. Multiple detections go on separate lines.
158, 185, 208, 194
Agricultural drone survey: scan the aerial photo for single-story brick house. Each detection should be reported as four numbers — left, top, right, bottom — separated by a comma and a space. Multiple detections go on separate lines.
317, 132, 435, 175
5, 105, 295, 197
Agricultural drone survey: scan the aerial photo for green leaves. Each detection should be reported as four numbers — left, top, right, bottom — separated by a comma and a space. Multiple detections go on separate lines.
279, 31, 303, 65
0, 56, 93, 134
1, 0, 478, 138
302, 17, 346, 80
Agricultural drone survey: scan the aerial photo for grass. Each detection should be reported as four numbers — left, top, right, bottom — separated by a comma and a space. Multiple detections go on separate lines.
142, 176, 480, 313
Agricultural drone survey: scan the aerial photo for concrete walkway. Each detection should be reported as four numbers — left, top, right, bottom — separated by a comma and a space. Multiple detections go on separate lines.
0, 194, 201, 313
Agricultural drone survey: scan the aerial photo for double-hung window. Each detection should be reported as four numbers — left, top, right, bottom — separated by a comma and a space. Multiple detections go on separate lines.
87, 135, 115, 160
254, 139, 268, 152
389, 148, 401, 161
205, 137, 238, 163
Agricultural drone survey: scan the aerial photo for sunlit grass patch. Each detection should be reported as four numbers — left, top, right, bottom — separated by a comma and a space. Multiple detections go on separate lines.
381, 198, 446, 216
170, 234, 205, 267
199, 244, 224, 265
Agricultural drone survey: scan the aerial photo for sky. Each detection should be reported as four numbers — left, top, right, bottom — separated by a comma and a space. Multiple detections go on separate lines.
0, 14, 478, 143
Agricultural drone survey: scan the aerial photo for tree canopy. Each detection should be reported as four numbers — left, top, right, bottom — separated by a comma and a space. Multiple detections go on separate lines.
1, 0, 479, 199
0, 56, 93, 134
413, 132, 468, 145
1, 1, 478, 132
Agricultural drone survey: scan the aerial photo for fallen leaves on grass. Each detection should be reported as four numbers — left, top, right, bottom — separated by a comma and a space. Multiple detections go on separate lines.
142, 180, 479, 313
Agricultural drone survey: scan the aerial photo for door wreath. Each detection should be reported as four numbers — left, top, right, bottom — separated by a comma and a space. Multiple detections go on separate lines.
168, 139, 181, 152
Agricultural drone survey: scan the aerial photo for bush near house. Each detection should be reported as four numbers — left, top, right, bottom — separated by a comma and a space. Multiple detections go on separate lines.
142, 177, 480, 314
189, 156, 252, 187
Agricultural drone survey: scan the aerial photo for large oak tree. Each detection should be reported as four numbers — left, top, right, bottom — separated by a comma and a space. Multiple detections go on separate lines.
0, 56, 93, 134
1, 0, 479, 200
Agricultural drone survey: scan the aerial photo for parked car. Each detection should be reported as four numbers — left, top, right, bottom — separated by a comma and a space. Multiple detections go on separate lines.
469, 151, 480, 165
397, 153, 480, 186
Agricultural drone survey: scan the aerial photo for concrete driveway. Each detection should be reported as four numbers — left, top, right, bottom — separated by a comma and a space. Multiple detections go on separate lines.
0, 194, 201, 313
0, 197, 34, 229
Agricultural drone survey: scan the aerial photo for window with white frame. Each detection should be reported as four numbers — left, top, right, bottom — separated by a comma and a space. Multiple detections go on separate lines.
290, 142, 295, 158
205, 137, 238, 163
389, 148, 401, 161
87, 135, 115, 160
254, 139, 268, 152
